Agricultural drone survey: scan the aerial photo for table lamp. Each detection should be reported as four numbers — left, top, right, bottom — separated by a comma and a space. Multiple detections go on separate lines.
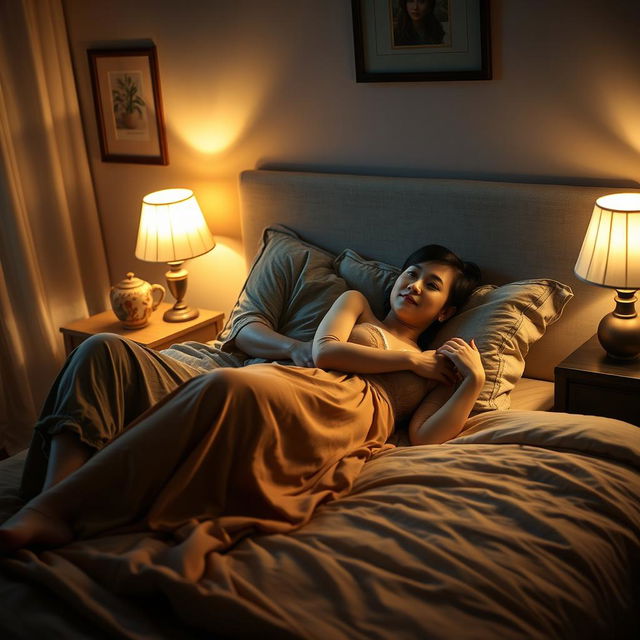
135, 188, 215, 322
574, 193, 640, 359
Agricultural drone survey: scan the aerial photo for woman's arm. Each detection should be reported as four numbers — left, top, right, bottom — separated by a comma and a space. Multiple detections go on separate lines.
235, 323, 314, 366
312, 291, 456, 384
312, 291, 411, 373
409, 338, 485, 445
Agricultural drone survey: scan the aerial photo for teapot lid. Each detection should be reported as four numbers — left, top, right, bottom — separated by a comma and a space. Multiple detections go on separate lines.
115, 272, 146, 290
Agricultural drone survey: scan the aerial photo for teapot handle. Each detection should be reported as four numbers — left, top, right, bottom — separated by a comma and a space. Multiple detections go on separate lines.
150, 284, 165, 310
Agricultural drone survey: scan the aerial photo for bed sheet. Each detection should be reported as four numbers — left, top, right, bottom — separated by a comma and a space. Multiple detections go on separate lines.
509, 377, 554, 411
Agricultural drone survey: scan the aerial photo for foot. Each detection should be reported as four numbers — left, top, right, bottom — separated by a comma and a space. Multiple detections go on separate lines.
0, 506, 73, 554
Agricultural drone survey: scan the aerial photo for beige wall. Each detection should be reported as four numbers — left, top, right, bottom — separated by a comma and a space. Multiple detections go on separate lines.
62, 0, 640, 317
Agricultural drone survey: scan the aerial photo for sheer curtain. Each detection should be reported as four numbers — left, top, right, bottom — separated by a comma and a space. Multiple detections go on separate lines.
0, 0, 110, 454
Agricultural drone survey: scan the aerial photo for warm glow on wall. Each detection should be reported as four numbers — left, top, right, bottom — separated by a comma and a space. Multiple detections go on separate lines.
178, 120, 246, 156
185, 236, 247, 319
598, 75, 640, 161
168, 67, 271, 156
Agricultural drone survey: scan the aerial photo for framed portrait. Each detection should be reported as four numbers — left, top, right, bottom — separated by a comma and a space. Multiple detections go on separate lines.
87, 46, 168, 164
351, 0, 491, 82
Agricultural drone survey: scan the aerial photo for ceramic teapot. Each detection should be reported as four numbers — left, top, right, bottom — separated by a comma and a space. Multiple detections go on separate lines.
110, 272, 165, 329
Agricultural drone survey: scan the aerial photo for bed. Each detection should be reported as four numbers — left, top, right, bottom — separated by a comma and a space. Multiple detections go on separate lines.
0, 169, 639, 639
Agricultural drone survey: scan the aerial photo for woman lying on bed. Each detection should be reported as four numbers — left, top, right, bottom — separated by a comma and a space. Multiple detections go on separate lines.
0, 244, 482, 554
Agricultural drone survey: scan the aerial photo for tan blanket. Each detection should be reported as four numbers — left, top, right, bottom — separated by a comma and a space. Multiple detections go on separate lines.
0, 410, 638, 639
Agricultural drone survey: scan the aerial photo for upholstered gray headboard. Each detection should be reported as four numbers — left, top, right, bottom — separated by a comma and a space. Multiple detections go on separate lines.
238, 169, 637, 381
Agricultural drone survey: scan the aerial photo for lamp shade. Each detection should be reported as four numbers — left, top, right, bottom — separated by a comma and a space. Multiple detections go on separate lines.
574, 193, 640, 290
135, 188, 215, 263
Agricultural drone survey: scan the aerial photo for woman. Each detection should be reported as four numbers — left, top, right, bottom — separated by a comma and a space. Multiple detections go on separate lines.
393, 0, 445, 46
0, 244, 483, 554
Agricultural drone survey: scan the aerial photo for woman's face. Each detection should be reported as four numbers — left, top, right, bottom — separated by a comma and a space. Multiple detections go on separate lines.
389, 260, 457, 329
405, 0, 430, 24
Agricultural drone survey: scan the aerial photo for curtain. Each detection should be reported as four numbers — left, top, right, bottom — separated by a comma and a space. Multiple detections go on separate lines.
0, 0, 110, 454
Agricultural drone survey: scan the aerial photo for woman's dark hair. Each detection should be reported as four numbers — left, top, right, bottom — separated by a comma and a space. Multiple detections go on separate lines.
389, 244, 481, 348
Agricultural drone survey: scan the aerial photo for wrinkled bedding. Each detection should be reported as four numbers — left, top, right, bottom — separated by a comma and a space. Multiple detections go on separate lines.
0, 410, 638, 639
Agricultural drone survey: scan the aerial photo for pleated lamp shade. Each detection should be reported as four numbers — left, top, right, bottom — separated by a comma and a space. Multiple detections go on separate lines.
574, 193, 640, 289
135, 188, 215, 263
135, 188, 215, 323
574, 192, 640, 359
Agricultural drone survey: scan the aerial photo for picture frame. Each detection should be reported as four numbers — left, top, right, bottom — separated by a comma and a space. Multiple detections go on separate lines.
87, 46, 169, 164
351, 0, 491, 82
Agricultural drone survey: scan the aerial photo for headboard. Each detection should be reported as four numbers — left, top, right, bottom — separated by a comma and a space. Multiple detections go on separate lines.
238, 169, 638, 382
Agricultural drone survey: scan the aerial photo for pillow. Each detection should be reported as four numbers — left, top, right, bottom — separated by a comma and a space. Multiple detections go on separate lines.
429, 280, 573, 412
334, 249, 400, 319
218, 226, 348, 360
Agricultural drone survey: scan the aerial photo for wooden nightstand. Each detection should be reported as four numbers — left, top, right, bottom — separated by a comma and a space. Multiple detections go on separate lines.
60, 303, 225, 356
554, 335, 640, 426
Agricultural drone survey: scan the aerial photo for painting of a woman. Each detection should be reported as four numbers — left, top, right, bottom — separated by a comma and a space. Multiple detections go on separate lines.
392, 0, 448, 47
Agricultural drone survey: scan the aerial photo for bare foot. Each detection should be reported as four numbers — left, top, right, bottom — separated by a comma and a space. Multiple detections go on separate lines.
0, 506, 73, 554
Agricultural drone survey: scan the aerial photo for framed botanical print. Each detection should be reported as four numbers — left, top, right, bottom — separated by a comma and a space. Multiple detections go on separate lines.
352, 0, 491, 82
87, 46, 169, 164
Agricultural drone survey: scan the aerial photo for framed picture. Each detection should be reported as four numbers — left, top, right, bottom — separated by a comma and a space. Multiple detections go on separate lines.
87, 46, 168, 164
352, 0, 491, 82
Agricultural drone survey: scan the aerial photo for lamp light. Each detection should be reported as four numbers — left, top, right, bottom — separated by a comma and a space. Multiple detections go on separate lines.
135, 188, 215, 322
574, 193, 640, 359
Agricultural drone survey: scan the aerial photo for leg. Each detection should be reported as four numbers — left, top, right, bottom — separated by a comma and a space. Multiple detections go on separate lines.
20, 333, 206, 499
0, 506, 73, 553
41, 432, 93, 491
2, 370, 230, 553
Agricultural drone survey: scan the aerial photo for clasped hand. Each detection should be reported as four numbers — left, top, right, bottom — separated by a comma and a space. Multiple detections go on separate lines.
411, 338, 484, 385
410, 349, 459, 385
435, 337, 485, 385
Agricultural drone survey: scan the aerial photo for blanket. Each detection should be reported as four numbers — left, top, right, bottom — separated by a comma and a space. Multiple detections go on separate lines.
0, 410, 638, 639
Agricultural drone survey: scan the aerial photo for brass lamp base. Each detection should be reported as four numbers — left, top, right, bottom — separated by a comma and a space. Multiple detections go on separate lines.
163, 303, 199, 323
163, 260, 200, 323
597, 289, 640, 360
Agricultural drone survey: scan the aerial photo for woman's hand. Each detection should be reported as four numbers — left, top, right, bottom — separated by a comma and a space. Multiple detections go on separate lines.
436, 338, 485, 385
409, 338, 485, 446
287, 340, 315, 367
410, 350, 459, 385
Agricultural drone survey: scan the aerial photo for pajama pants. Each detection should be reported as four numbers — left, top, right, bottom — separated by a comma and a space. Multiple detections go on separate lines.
20, 333, 218, 499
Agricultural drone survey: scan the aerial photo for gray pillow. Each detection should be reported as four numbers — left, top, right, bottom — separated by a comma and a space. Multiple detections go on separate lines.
218, 226, 348, 359
334, 249, 400, 319
219, 238, 573, 413
429, 280, 573, 412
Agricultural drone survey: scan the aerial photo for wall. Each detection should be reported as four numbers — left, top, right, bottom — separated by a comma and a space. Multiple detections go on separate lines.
62, 0, 640, 317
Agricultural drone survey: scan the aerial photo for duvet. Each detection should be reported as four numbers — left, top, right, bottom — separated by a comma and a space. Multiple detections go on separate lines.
0, 409, 638, 639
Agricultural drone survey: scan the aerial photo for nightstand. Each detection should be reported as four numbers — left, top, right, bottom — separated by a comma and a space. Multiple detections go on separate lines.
554, 335, 640, 426
60, 303, 225, 356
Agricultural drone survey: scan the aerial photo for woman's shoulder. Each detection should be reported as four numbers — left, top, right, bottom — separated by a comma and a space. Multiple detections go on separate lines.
337, 290, 378, 320
340, 289, 368, 303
